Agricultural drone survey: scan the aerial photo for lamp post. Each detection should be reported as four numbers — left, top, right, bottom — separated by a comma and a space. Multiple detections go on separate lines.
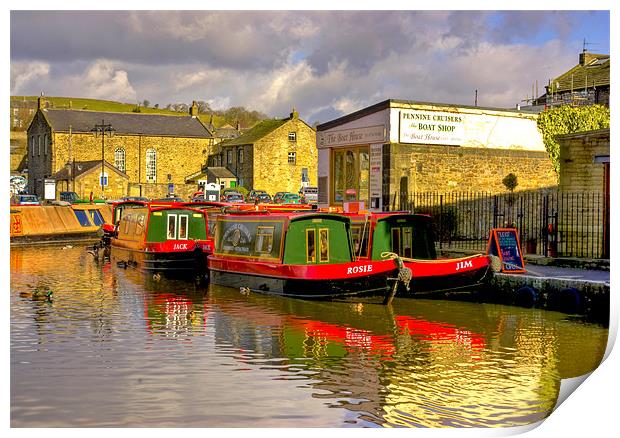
91, 120, 115, 198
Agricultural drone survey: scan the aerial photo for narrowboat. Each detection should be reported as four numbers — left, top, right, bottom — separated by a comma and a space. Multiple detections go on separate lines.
109, 203, 212, 276
208, 211, 406, 299
346, 211, 492, 295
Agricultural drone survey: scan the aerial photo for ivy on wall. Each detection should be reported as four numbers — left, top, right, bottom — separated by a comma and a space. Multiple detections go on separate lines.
537, 104, 610, 175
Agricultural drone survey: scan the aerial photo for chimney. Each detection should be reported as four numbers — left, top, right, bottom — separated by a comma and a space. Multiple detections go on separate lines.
290, 107, 299, 120
579, 50, 596, 66
37, 92, 45, 110
190, 101, 199, 117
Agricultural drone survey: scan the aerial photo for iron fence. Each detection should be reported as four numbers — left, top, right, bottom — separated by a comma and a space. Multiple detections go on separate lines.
392, 191, 607, 259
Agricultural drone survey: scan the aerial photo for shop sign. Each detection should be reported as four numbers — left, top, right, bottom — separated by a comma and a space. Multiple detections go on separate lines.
399, 110, 465, 145
318, 125, 386, 148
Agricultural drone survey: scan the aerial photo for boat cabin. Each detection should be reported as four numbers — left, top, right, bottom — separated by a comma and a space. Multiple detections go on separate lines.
347, 212, 437, 261
214, 212, 354, 265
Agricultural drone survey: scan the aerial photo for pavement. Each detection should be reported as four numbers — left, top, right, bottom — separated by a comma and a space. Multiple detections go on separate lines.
517, 264, 610, 284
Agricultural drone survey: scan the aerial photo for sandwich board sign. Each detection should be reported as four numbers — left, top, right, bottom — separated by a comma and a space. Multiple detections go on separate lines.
487, 228, 526, 273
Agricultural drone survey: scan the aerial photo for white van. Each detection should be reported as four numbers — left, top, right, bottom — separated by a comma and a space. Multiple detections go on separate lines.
299, 186, 319, 204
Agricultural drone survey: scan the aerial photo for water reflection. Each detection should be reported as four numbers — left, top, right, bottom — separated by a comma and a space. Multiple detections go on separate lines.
11, 245, 608, 427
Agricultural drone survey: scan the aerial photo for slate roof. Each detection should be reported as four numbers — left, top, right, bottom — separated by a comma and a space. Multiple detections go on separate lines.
218, 118, 289, 147
41, 109, 213, 138
549, 53, 610, 93
51, 160, 129, 180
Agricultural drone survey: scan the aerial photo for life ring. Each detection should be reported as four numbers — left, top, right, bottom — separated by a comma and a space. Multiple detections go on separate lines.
515, 286, 538, 308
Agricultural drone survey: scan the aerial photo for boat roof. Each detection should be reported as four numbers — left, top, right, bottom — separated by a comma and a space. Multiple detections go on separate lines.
218, 209, 351, 224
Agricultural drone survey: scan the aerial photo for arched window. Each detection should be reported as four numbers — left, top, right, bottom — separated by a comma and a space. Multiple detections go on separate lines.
114, 148, 126, 172
146, 148, 157, 182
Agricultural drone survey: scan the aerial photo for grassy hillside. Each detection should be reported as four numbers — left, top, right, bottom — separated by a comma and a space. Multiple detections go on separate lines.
12, 96, 229, 127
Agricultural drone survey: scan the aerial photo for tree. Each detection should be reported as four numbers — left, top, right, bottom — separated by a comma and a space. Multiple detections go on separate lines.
142, 99, 150, 108
537, 105, 610, 175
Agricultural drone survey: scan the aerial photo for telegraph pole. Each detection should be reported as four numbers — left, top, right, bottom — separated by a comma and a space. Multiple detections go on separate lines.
91, 120, 115, 197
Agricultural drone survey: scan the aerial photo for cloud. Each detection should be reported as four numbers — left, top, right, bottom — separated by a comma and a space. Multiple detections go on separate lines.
9, 11, 605, 125
10, 61, 50, 94
79, 60, 137, 101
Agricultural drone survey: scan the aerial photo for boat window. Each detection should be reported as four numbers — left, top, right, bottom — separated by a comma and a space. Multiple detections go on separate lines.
89, 209, 105, 226
391, 228, 401, 255
319, 229, 329, 262
123, 214, 132, 234
255, 226, 274, 254
402, 227, 413, 258
306, 229, 316, 263
178, 215, 188, 240
74, 210, 92, 227
351, 225, 369, 258
135, 214, 145, 235
167, 214, 177, 240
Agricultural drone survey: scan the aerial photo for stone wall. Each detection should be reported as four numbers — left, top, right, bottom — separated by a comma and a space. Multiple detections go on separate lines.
387, 143, 558, 201
253, 118, 317, 195
26, 111, 53, 195
559, 129, 609, 193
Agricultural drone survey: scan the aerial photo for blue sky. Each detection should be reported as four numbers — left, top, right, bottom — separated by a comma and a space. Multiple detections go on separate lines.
10, 9, 611, 125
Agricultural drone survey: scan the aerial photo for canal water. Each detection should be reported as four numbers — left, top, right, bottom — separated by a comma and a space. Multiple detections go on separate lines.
10, 244, 608, 428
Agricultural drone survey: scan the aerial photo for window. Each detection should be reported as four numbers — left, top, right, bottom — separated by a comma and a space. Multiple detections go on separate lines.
30, 136, 35, 156
288, 132, 297, 142
136, 214, 145, 235
351, 225, 369, 258
99, 172, 109, 187
288, 151, 296, 164
167, 214, 177, 239
237, 148, 244, 165
391, 228, 401, 255
332, 146, 370, 205
114, 148, 126, 172
227, 150, 233, 165
44, 134, 48, 155
146, 148, 157, 182
306, 229, 316, 263
178, 215, 188, 240
319, 229, 329, 262
124, 214, 133, 235
402, 227, 413, 258
89, 210, 105, 226
38, 135, 41, 156
74, 210, 92, 227
255, 226, 275, 254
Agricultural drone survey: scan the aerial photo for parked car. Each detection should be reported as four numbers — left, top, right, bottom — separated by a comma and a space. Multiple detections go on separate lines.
273, 192, 289, 203
11, 194, 40, 205
247, 189, 267, 203
255, 193, 272, 203
220, 189, 244, 202
222, 193, 245, 203
299, 186, 319, 204
279, 193, 302, 204
59, 191, 80, 203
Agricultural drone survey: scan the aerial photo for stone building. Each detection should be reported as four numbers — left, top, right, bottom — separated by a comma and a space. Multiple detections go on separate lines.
316, 99, 557, 211
52, 160, 130, 200
557, 128, 609, 258
26, 97, 215, 199
207, 109, 317, 194
537, 50, 610, 108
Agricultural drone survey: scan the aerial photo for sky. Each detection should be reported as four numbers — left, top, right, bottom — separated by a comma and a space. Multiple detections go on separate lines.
9, 8, 611, 125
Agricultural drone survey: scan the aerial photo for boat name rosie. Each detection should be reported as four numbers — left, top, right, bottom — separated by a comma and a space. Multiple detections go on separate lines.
347, 264, 373, 275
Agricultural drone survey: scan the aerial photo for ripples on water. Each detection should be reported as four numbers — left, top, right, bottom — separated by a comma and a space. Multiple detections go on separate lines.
10, 244, 608, 427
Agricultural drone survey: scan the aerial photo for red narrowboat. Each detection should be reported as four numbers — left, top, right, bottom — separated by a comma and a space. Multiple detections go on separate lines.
345, 211, 492, 295
208, 210, 405, 299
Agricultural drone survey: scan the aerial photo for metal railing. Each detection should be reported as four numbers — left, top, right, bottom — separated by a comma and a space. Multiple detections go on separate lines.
391, 190, 607, 259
